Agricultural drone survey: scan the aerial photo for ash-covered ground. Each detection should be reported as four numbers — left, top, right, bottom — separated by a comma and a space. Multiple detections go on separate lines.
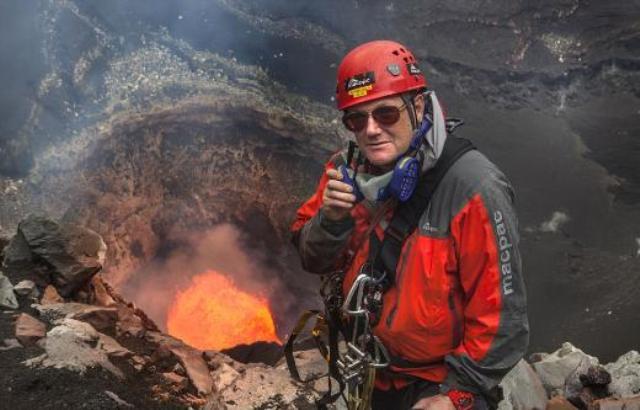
0, 0, 638, 386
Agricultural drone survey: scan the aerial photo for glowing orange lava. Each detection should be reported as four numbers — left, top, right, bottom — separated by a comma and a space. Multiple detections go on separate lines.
166, 270, 281, 351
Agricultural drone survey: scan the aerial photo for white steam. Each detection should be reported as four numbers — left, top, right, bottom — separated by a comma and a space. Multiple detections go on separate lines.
540, 211, 570, 233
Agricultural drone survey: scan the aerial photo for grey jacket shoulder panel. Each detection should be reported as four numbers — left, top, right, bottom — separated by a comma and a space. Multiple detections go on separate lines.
419, 149, 515, 238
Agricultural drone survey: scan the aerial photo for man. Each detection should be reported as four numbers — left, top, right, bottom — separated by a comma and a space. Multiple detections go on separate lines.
291, 40, 528, 410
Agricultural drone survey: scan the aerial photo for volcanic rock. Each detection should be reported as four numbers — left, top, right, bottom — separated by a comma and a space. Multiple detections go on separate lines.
70, 305, 118, 332
24, 318, 124, 379
0, 338, 22, 351
35, 302, 100, 322
605, 351, 640, 398
498, 359, 548, 410
91, 275, 116, 307
212, 362, 241, 392
2, 215, 106, 297
97, 332, 132, 358
205, 363, 317, 410
546, 396, 579, 410
13, 279, 37, 298
580, 366, 612, 388
203, 349, 242, 371
14, 312, 46, 346
147, 331, 214, 395
0, 234, 9, 260
40, 285, 64, 304
0, 271, 18, 309
116, 305, 146, 337
275, 348, 328, 383
533, 343, 599, 395
168, 346, 213, 396
569, 387, 601, 410
162, 371, 189, 392
565, 359, 606, 403
592, 396, 640, 410
104, 390, 134, 408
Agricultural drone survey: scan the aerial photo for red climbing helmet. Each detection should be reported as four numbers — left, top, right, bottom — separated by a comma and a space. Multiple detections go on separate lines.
336, 40, 427, 110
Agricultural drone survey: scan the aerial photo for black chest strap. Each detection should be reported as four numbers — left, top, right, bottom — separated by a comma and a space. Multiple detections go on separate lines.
369, 137, 476, 287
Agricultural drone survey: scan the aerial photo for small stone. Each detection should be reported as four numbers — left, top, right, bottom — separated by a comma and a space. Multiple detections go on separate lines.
580, 366, 612, 387
13, 280, 37, 297
0, 273, 19, 310
0, 338, 22, 351
15, 313, 47, 346
546, 396, 578, 410
104, 390, 133, 408
162, 371, 188, 392
71, 306, 118, 332
117, 306, 145, 337
173, 362, 186, 376
91, 276, 116, 307
593, 396, 640, 410
41, 285, 64, 305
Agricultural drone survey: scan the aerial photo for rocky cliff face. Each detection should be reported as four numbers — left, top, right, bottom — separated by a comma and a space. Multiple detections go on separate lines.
0, 0, 638, 361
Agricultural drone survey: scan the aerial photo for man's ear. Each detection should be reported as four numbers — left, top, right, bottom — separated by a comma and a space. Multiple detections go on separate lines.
413, 93, 426, 120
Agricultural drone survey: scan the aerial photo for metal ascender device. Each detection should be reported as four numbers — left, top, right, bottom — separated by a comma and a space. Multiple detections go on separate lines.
338, 266, 391, 409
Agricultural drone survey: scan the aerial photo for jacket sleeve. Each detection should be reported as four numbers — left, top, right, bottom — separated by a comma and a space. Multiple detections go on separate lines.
440, 171, 529, 400
291, 159, 354, 274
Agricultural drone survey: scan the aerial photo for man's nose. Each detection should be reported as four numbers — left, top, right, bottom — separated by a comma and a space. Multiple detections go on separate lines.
364, 114, 382, 136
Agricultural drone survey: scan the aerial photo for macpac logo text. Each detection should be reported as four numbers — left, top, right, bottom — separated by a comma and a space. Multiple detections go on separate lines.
494, 210, 514, 296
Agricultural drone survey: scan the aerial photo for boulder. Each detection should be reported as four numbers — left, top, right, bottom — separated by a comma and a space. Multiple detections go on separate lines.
0, 272, 18, 309
533, 343, 599, 395
498, 359, 548, 410
605, 351, 640, 398
41, 285, 64, 304
14, 313, 46, 346
23, 318, 123, 379
2, 215, 106, 297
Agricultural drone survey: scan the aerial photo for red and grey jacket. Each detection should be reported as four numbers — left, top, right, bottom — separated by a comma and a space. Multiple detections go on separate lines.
291, 147, 529, 398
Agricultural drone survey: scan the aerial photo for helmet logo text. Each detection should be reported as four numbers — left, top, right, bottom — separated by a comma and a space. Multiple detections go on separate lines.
345, 71, 376, 99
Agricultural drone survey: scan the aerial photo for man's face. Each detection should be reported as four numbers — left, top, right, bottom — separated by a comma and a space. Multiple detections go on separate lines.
346, 94, 424, 170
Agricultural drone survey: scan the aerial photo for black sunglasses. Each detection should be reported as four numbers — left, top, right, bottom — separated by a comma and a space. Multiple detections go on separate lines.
342, 103, 407, 132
